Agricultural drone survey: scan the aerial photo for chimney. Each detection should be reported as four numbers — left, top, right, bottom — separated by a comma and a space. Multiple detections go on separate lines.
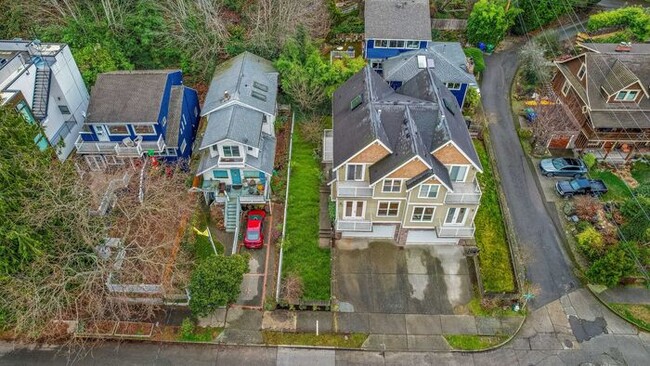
223, 90, 230, 101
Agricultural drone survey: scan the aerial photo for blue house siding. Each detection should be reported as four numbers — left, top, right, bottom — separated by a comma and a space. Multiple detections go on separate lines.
365, 40, 428, 60
449, 83, 468, 109
176, 86, 200, 159
79, 124, 158, 143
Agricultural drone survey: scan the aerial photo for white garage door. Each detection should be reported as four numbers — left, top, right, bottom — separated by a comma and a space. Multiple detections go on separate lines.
406, 230, 458, 246
341, 224, 396, 239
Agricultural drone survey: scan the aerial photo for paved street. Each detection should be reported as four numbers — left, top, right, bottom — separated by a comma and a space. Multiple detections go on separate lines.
481, 49, 578, 308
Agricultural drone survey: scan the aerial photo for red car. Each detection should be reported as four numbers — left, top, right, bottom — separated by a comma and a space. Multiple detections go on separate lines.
243, 210, 266, 249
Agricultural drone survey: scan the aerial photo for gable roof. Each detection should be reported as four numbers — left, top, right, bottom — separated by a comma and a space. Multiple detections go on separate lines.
86, 70, 174, 124
333, 66, 482, 189
382, 42, 477, 85
556, 44, 650, 129
364, 0, 432, 41
199, 105, 265, 149
202, 52, 278, 117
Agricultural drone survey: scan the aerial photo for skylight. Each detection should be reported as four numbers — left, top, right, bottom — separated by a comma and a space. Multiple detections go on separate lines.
417, 55, 427, 69
251, 91, 267, 102
253, 81, 269, 92
350, 94, 362, 110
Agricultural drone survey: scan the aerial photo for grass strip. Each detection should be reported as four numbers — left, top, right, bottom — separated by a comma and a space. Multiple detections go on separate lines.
262, 331, 367, 348
609, 303, 650, 331
444, 334, 508, 350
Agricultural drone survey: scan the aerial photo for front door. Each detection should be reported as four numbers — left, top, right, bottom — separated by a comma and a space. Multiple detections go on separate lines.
230, 169, 242, 185
445, 207, 468, 225
94, 125, 109, 142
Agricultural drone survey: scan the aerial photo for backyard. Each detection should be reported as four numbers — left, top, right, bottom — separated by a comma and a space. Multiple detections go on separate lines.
282, 124, 330, 301
472, 140, 516, 293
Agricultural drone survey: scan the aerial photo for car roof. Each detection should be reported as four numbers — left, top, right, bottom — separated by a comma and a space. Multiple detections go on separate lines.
564, 158, 581, 165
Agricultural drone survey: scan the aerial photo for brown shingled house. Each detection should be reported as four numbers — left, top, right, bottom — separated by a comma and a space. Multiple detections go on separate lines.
551, 43, 650, 162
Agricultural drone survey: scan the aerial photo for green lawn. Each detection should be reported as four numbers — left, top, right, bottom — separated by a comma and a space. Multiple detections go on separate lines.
589, 168, 632, 202
262, 331, 367, 347
473, 140, 516, 293
631, 161, 650, 184
444, 334, 508, 350
609, 303, 650, 332
283, 127, 331, 300
178, 326, 222, 342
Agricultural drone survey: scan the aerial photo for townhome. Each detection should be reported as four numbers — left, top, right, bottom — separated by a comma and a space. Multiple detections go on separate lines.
382, 42, 478, 108
194, 52, 278, 232
325, 65, 482, 246
551, 42, 650, 161
0, 40, 89, 161
364, 0, 431, 71
75, 70, 200, 170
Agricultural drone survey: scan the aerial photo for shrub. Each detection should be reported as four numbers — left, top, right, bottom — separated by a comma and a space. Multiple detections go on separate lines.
188, 254, 249, 316
180, 318, 195, 339
583, 153, 597, 170
587, 6, 650, 42
576, 226, 605, 261
575, 220, 591, 233
574, 196, 601, 222
466, 0, 521, 48
518, 40, 553, 86
586, 242, 638, 287
464, 87, 481, 115
464, 47, 486, 74
300, 117, 324, 146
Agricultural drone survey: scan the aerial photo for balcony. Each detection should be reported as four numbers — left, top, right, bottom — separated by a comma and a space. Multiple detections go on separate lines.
445, 179, 481, 204
323, 129, 333, 163
217, 156, 245, 167
336, 220, 372, 232
75, 135, 165, 157
436, 220, 475, 238
337, 181, 373, 197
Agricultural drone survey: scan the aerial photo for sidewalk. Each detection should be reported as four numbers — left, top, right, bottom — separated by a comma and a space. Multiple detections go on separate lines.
597, 286, 650, 305
199, 308, 525, 351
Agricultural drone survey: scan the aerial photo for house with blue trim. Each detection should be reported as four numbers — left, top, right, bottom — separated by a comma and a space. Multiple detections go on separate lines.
382, 42, 478, 108
75, 70, 199, 170
364, 0, 432, 70
194, 52, 278, 228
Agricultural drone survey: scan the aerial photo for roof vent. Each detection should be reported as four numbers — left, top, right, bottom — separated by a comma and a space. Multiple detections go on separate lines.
615, 42, 632, 52
223, 90, 231, 102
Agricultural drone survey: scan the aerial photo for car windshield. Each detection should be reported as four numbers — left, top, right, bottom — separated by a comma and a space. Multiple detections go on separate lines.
570, 180, 581, 190
246, 229, 260, 241
249, 215, 263, 221
552, 159, 567, 169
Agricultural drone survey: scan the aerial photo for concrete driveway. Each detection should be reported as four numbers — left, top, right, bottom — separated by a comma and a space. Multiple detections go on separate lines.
333, 241, 472, 315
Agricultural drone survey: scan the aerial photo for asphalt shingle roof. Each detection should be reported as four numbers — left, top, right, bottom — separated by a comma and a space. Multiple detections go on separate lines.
364, 0, 432, 41
165, 85, 183, 147
199, 105, 264, 149
86, 70, 174, 124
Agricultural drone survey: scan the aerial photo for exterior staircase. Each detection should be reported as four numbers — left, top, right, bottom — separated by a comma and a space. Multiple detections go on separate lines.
225, 200, 238, 232
32, 66, 52, 121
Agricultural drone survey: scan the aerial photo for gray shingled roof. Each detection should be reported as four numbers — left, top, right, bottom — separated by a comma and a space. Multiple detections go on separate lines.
382, 42, 477, 85
364, 0, 432, 41
333, 66, 482, 190
580, 42, 650, 54
86, 70, 175, 124
165, 85, 183, 147
202, 52, 278, 117
199, 105, 264, 149
195, 133, 276, 176
601, 59, 639, 96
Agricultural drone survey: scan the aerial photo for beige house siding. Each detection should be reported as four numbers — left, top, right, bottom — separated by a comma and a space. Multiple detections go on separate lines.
407, 178, 448, 204
368, 199, 405, 222
387, 158, 429, 178
372, 178, 408, 199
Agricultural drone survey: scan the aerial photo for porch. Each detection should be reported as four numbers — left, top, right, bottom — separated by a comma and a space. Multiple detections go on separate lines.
75, 135, 166, 157
200, 179, 269, 205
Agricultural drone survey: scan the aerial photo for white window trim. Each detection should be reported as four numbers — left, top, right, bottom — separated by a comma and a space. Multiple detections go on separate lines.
614, 89, 640, 101
561, 80, 571, 96
132, 124, 157, 136
343, 200, 366, 219
106, 124, 131, 136
447, 165, 470, 182
445, 82, 462, 91
444, 207, 468, 226
161, 116, 167, 127
376, 201, 400, 217
382, 179, 402, 193
577, 63, 586, 80
180, 139, 187, 153
221, 144, 241, 158
411, 206, 435, 223
346, 164, 365, 181
418, 184, 440, 199
374, 39, 421, 49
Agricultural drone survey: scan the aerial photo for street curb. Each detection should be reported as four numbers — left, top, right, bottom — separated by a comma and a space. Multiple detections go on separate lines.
586, 286, 650, 333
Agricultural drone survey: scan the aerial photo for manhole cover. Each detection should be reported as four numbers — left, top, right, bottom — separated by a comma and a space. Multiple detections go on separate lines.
563, 339, 574, 349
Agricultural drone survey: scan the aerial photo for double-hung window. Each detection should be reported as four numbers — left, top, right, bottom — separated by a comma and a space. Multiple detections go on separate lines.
419, 184, 440, 198
449, 166, 468, 182
382, 179, 401, 192
346, 164, 364, 181
445, 82, 461, 90
561, 80, 571, 96
222, 145, 241, 157
406, 40, 420, 49
377, 201, 399, 217
412, 207, 435, 222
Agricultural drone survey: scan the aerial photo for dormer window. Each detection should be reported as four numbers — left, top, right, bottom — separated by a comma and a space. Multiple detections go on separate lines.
222, 145, 240, 157
615, 90, 639, 102
577, 63, 586, 80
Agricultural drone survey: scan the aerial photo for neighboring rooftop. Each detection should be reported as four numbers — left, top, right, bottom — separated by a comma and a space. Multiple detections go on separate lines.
364, 0, 432, 41
86, 70, 176, 124
202, 52, 278, 117
382, 42, 476, 85
332, 66, 481, 189
579, 42, 650, 55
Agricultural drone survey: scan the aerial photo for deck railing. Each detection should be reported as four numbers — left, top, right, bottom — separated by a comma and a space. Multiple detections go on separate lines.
436, 220, 475, 238
336, 220, 372, 232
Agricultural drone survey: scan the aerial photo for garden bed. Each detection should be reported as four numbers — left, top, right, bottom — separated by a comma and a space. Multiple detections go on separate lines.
472, 140, 516, 293
282, 124, 331, 301
608, 303, 650, 332
444, 334, 508, 350
114, 321, 154, 338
